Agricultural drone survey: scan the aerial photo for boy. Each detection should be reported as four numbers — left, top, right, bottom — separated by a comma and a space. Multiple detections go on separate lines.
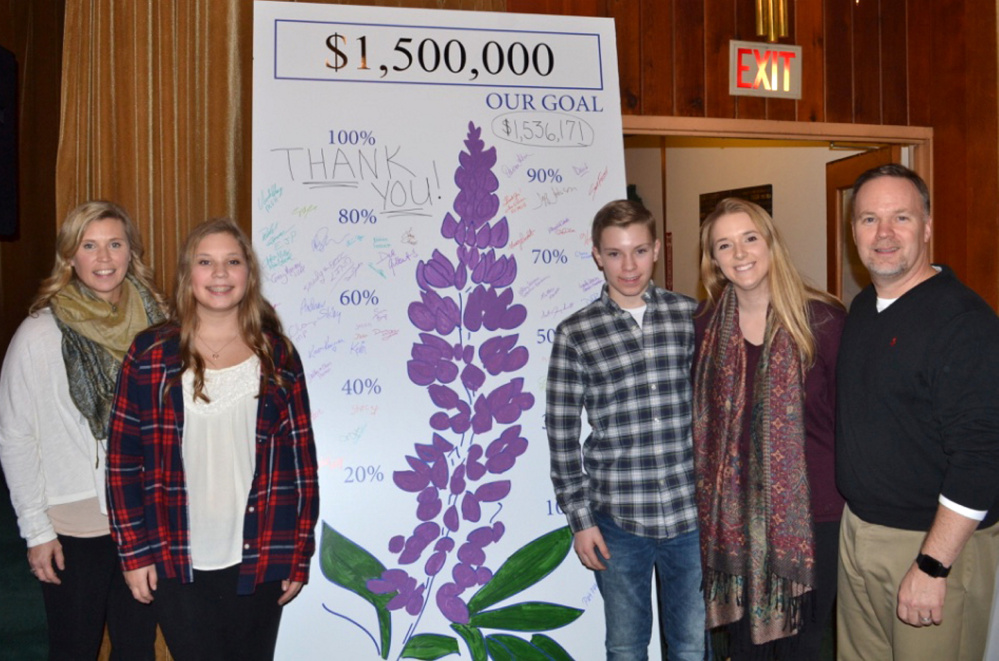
546, 200, 705, 660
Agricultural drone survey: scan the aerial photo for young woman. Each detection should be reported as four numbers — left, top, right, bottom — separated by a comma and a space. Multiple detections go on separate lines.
0, 200, 163, 659
106, 218, 319, 661
693, 198, 845, 660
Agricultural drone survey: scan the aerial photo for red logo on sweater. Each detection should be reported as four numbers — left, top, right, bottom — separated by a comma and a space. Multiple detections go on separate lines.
890, 337, 897, 347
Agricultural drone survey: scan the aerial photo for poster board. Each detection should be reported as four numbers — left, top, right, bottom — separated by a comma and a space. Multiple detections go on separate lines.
252, 3, 629, 657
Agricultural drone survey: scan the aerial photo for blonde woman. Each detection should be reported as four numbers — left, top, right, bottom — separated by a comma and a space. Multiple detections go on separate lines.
693, 198, 844, 659
0, 200, 163, 659
107, 218, 319, 661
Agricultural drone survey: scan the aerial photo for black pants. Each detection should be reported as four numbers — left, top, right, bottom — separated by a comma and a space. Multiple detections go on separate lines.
727, 519, 840, 660
154, 565, 284, 661
39, 534, 156, 661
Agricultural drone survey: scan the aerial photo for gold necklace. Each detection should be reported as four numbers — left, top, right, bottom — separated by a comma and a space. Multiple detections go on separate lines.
198, 333, 239, 362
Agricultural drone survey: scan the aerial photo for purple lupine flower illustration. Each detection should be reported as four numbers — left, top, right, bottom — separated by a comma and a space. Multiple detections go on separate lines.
471, 251, 517, 287
320, 121, 584, 661
384, 123, 533, 631
406, 333, 459, 386
464, 284, 527, 331
427, 385, 472, 433
471, 377, 534, 434
479, 335, 529, 376
408, 288, 461, 335
485, 425, 529, 473
436, 581, 470, 624
368, 569, 426, 616
397, 521, 441, 565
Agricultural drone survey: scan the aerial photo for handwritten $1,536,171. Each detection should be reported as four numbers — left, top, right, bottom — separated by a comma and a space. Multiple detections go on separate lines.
324, 32, 555, 81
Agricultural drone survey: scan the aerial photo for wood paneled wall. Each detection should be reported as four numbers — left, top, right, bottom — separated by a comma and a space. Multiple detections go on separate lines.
509, 0, 999, 307
2, 0, 998, 354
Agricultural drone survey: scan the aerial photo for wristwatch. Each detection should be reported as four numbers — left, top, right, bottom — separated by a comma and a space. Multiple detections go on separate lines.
916, 553, 951, 578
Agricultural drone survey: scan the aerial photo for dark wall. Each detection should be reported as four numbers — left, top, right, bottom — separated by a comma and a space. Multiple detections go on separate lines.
0, 1, 66, 356
0, 46, 16, 239
509, 0, 999, 307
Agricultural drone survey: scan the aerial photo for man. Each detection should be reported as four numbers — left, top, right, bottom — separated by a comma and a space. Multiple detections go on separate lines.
836, 164, 999, 660
546, 199, 705, 660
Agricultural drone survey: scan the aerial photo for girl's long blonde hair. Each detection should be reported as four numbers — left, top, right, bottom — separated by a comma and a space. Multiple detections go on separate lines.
699, 198, 842, 366
30, 200, 165, 313
173, 218, 288, 401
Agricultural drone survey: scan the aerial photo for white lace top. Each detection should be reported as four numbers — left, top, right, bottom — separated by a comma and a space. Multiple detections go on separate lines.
182, 355, 260, 570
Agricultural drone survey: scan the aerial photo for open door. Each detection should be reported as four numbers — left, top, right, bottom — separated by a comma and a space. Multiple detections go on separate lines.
826, 146, 902, 305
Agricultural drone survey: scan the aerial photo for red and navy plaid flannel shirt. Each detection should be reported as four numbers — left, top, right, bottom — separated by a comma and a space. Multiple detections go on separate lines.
107, 324, 319, 595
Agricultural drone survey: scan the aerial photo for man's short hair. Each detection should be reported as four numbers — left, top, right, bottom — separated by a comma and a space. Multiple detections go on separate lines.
591, 199, 657, 249
852, 163, 931, 219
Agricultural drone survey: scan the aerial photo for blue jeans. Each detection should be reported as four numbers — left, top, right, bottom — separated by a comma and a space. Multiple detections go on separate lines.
593, 514, 707, 661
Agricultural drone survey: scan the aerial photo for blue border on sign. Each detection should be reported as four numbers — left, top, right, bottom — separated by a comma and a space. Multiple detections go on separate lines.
271, 18, 606, 91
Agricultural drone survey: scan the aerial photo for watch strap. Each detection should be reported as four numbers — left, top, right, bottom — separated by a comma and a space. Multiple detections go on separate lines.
916, 552, 951, 578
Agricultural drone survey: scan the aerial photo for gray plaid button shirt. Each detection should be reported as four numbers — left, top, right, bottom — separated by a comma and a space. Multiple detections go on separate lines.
546, 284, 698, 539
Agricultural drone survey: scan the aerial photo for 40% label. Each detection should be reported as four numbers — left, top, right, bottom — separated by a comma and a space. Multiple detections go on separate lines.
342, 378, 382, 396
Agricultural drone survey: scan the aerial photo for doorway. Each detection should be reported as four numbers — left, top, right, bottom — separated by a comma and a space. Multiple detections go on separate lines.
622, 116, 932, 301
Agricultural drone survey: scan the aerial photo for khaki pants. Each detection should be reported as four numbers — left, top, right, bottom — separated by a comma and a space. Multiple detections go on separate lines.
837, 504, 999, 661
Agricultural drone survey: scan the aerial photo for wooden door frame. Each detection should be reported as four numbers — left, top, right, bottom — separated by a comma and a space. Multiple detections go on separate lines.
622, 115, 934, 295
621, 116, 932, 177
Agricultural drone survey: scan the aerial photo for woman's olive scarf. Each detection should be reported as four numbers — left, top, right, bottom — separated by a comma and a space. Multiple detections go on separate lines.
50, 275, 164, 441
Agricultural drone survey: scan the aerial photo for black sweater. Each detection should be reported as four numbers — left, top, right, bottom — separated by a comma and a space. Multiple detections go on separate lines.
836, 266, 999, 530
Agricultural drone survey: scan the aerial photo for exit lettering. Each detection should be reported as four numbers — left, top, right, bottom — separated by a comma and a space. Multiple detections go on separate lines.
729, 40, 802, 99
736, 47, 796, 92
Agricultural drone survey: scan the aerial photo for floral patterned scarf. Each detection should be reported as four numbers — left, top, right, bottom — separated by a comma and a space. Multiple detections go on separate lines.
692, 285, 814, 645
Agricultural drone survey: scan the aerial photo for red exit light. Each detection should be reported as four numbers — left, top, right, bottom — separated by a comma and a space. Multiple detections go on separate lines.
729, 40, 802, 99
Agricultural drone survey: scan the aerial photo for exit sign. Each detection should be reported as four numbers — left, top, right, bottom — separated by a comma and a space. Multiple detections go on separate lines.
729, 40, 802, 99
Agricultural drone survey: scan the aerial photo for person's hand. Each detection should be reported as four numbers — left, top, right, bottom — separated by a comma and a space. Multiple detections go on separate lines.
27, 539, 65, 584
573, 526, 610, 571
278, 579, 304, 605
897, 562, 946, 627
124, 566, 158, 604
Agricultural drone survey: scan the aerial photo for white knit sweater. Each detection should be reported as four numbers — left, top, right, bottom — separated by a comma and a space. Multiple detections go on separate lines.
0, 309, 109, 546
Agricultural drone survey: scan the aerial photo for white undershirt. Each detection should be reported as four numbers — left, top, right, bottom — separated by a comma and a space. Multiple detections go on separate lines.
182, 356, 260, 570
626, 304, 647, 328
875, 266, 943, 312
875, 296, 898, 313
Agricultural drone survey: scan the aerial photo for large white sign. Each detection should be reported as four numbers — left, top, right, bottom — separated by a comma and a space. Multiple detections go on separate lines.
253, 3, 628, 658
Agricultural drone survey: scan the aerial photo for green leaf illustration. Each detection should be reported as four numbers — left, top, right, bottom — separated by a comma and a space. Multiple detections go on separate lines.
467, 526, 573, 614
529, 634, 574, 661
484, 634, 553, 660
469, 601, 583, 632
400, 633, 460, 660
320, 522, 393, 659
451, 623, 488, 661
